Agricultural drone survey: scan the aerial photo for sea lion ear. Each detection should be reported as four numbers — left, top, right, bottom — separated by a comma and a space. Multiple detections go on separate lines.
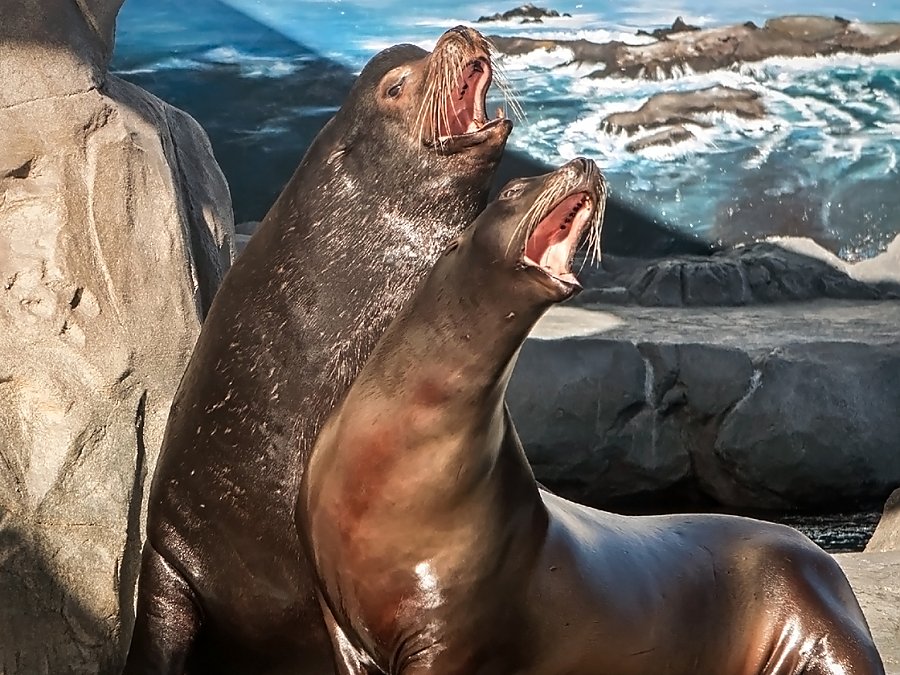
326, 146, 348, 165
442, 238, 462, 256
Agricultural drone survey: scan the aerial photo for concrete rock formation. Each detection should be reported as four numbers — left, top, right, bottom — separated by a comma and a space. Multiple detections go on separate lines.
509, 300, 900, 511
866, 488, 900, 553
0, 0, 234, 671
488, 15, 900, 80
572, 239, 900, 307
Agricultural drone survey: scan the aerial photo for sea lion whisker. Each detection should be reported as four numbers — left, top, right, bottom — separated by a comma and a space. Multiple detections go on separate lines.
505, 186, 557, 257
586, 182, 607, 265
492, 66, 526, 123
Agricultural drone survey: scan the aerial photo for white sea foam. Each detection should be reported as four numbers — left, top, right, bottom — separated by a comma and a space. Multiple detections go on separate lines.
114, 57, 208, 75
201, 46, 309, 77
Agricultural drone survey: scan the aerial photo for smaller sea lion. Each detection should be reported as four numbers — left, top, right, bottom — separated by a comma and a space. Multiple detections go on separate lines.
300, 158, 885, 675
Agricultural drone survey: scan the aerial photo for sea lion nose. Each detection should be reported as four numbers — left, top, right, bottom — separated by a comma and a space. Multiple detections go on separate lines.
448, 25, 478, 48
564, 157, 593, 177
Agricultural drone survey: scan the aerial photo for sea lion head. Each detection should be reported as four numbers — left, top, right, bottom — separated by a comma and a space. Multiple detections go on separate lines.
320, 26, 513, 177
455, 157, 607, 304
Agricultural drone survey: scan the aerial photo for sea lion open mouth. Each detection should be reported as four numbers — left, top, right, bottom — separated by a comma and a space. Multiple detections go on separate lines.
434, 58, 506, 146
522, 191, 595, 290
420, 28, 512, 154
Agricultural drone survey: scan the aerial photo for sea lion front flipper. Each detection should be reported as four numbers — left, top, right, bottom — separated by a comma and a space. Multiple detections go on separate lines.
318, 591, 381, 675
122, 543, 201, 674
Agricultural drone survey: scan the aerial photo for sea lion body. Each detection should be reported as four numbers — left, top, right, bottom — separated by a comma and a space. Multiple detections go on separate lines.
123, 27, 512, 674
302, 159, 884, 675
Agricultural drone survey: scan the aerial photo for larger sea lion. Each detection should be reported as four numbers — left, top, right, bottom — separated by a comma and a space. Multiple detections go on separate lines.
301, 158, 885, 675
123, 26, 512, 674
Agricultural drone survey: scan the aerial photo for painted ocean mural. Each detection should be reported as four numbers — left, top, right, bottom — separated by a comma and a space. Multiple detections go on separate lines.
112, 0, 900, 261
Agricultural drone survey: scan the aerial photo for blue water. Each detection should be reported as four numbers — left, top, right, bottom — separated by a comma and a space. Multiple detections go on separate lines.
113, 0, 900, 259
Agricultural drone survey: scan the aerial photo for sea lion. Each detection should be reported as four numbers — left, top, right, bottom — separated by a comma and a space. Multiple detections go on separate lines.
301, 158, 885, 675
123, 26, 512, 674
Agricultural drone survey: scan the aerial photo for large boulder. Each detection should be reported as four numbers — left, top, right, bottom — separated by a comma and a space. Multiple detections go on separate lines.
702, 343, 900, 508
509, 302, 900, 511
0, 0, 234, 671
866, 489, 900, 553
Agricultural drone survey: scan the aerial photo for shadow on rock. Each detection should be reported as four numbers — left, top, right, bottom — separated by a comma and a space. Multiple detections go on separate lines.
0, 514, 117, 671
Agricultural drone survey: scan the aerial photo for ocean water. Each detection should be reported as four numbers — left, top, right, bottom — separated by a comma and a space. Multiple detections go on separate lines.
113, 0, 900, 259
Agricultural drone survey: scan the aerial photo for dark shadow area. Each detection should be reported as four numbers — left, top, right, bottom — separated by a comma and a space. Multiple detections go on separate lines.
0, 512, 118, 671
111, 0, 715, 258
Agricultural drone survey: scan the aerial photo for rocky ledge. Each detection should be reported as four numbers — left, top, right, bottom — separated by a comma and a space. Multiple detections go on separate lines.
508, 299, 900, 512
505, 236, 900, 511
572, 237, 900, 307
488, 15, 900, 80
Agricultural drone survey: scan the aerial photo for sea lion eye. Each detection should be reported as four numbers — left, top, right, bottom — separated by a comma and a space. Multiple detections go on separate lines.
500, 184, 525, 200
386, 78, 405, 98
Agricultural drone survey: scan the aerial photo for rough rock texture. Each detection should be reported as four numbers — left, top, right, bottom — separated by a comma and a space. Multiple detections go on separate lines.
834, 551, 900, 673
866, 489, 900, 553
603, 86, 765, 135
508, 301, 900, 510
0, 0, 234, 671
488, 15, 900, 80
571, 239, 900, 307
0, 0, 122, 108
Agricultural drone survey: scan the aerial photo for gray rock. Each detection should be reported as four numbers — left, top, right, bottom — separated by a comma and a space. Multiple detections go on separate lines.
834, 551, 900, 672
0, 0, 234, 671
866, 488, 900, 553
625, 125, 696, 152
572, 240, 897, 307
708, 343, 900, 509
476, 4, 569, 23
604, 86, 765, 135
636, 16, 701, 40
507, 338, 691, 505
234, 221, 261, 255
513, 302, 900, 511
235, 220, 260, 236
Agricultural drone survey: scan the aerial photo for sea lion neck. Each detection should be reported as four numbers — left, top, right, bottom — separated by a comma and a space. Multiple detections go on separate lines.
362, 239, 552, 417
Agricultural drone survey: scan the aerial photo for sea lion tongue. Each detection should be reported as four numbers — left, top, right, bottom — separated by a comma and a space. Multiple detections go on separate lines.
446, 58, 491, 135
524, 192, 594, 287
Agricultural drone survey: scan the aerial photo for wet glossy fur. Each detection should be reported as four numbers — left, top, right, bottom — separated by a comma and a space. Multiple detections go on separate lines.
123, 29, 511, 675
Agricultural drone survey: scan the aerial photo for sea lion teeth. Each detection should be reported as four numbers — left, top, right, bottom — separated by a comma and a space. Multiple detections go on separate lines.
497, 106, 505, 119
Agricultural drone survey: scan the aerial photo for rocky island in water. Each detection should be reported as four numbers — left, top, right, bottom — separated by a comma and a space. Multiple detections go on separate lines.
487, 10, 900, 151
